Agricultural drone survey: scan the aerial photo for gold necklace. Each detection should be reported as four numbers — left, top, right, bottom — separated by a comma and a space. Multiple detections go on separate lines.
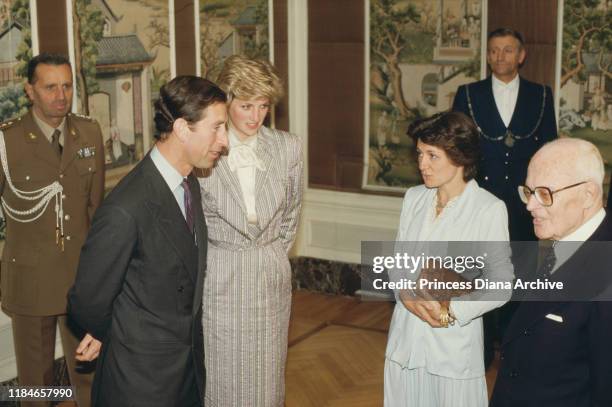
435, 196, 447, 216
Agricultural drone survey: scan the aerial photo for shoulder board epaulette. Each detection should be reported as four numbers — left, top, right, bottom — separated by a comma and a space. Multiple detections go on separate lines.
0, 115, 22, 131
69, 112, 96, 122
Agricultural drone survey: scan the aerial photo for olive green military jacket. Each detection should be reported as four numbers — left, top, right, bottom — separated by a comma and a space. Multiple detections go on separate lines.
0, 110, 105, 316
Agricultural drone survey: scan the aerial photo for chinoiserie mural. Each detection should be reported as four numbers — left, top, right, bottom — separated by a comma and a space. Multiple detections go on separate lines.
365, 0, 484, 191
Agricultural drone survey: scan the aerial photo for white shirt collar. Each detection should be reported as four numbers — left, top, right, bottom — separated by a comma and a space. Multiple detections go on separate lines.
560, 208, 606, 242
150, 145, 184, 192
229, 128, 257, 148
492, 73, 520, 91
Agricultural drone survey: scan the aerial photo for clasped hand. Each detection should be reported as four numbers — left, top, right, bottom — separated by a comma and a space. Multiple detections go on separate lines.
75, 333, 102, 362
399, 290, 449, 328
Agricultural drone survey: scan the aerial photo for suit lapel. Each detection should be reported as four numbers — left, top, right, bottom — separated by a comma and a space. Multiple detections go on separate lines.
190, 173, 207, 315
61, 115, 82, 171
22, 111, 60, 169
143, 157, 198, 283
507, 76, 527, 131
253, 128, 276, 230
473, 77, 507, 134
216, 155, 248, 215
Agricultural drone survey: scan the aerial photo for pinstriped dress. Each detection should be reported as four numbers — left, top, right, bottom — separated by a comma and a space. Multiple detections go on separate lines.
198, 126, 303, 407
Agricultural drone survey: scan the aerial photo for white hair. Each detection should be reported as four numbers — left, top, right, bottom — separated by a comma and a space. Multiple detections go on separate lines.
538, 138, 604, 192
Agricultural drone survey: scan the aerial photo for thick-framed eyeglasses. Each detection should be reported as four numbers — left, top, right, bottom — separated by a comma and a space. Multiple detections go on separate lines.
518, 181, 587, 207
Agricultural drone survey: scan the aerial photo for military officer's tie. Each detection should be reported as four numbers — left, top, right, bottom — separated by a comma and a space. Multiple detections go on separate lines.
181, 178, 194, 234
51, 129, 62, 158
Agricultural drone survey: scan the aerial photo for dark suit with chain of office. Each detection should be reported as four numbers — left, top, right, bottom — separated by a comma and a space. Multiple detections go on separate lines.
490, 215, 612, 407
452, 76, 557, 241
68, 154, 207, 407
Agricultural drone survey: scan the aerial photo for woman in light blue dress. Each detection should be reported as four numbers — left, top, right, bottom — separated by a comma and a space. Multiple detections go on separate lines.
384, 111, 514, 407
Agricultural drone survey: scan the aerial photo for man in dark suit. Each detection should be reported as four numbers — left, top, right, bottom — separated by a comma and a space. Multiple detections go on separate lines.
452, 27, 558, 367
452, 28, 557, 241
0, 53, 104, 407
68, 76, 229, 407
490, 138, 612, 407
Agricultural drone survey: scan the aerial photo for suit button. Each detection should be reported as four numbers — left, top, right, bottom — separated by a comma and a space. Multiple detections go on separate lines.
500, 352, 505, 361
505, 175, 509, 180
535, 136, 539, 141
510, 370, 519, 378
505, 161, 508, 165
62, 194, 66, 199
178, 286, 184, 292
25, 175, 30, 180
523, 329, 531, 336
484, 176, 489, 181
59, 174, 64, 179
64, 214, 70, 221
66, 235, 71, 241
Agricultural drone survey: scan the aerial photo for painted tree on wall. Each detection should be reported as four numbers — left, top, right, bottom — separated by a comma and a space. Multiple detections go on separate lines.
73, 0, 104, 115
11, 0, 31, 78
561, 0, 611, 87
137, 0, 169, 96
200, 0, 270, 81
243, 0, 268, 60
0, 0, 31, 123
370, 0, 420, 119
200, 2, 230, 79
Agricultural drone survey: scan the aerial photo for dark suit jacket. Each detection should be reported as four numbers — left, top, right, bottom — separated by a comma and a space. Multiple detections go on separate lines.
68, 154, 206, 407
453, 76, 557, 241
490, 214, 612, 407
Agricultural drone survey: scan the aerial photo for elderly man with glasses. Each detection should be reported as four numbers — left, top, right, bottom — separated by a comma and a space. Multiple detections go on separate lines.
490, 138, 612, 407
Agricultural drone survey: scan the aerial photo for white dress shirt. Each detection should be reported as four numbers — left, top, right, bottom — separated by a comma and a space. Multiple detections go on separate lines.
492, 74, 520, 127
227, 129, 264, 224
150, 145, 186, 219
552, 207, 606, 273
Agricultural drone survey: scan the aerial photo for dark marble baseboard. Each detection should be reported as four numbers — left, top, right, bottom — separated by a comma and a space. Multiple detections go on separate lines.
290, 256, 362, 295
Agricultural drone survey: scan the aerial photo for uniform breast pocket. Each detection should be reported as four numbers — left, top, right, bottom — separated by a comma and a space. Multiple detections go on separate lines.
4, 170, 55, 210
74, 160, 96, 195
9, 169, 53, 193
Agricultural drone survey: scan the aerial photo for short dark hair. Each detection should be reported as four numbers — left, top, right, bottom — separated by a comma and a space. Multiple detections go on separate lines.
487, 27, 524, 48
27, 53, 71, 84
407, 111, 480, 181
153, 76, 227, 140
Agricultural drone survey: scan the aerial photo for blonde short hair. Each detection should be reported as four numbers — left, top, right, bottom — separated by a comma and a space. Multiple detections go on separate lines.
216, 55, 284, 104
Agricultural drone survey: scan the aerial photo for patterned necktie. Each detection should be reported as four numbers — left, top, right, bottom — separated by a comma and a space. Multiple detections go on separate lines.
536, 242, 557, 279
181, 178, 194, 234
51, 129, 62, 158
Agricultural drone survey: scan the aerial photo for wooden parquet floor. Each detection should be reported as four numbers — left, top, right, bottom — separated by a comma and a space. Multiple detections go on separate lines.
59, 290, 499, 407
286, 290, 500, 407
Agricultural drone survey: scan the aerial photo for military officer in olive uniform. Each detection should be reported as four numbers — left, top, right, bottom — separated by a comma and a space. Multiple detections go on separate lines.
0, 53, 104, 407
